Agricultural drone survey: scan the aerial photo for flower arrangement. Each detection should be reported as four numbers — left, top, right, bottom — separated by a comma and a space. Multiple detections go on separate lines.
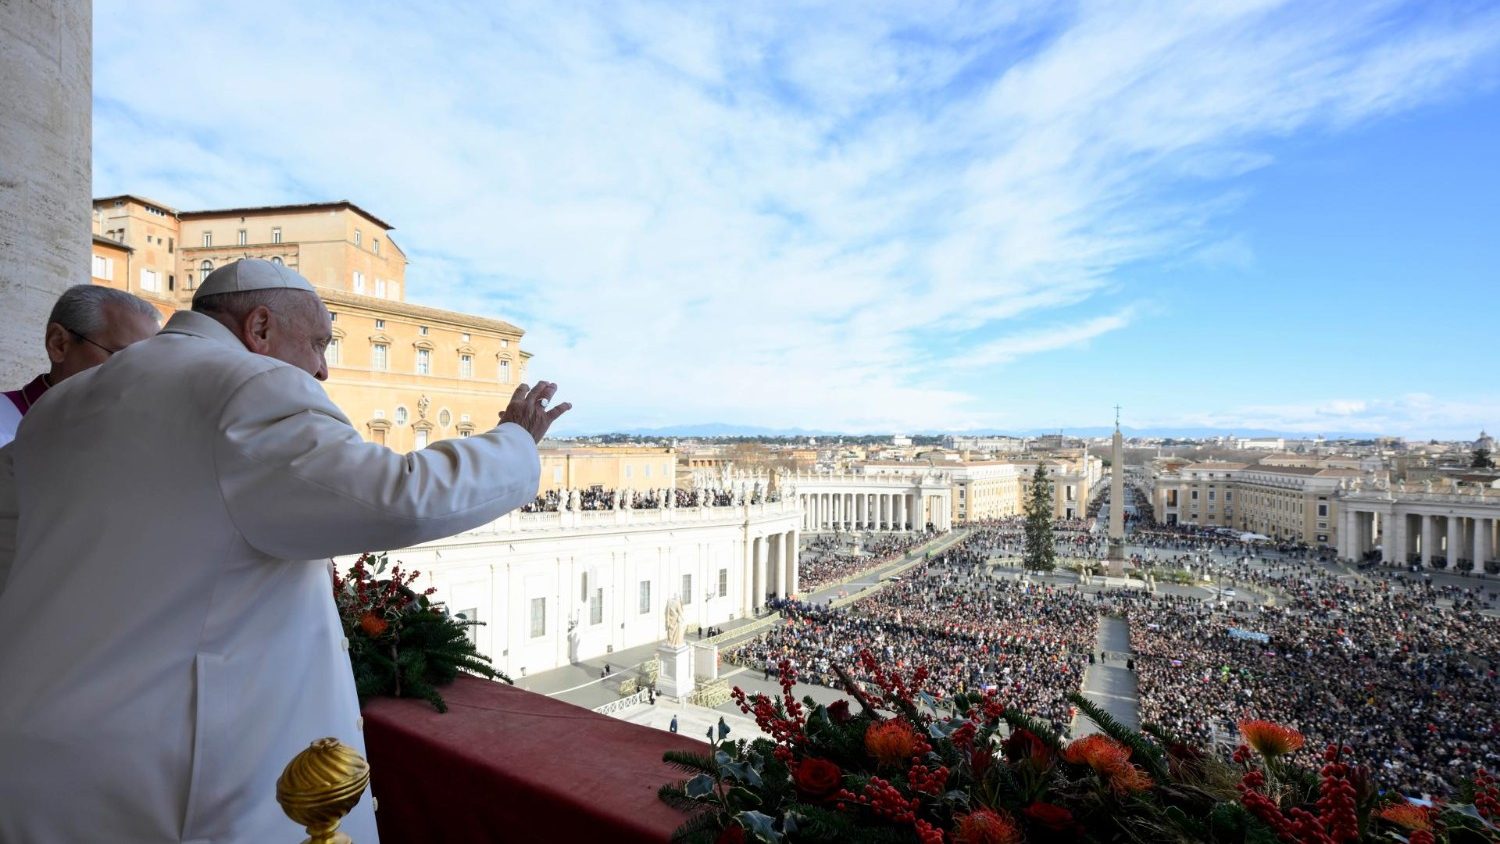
333, 552, 508, 712
659, 650, 1499, 842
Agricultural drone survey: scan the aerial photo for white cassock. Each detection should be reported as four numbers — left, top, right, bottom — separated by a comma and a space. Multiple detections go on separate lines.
0, 310, 540, 843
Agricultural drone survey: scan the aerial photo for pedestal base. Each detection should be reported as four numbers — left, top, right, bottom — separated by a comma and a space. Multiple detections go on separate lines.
657, 643, 695, 699
1106, 539, 1127, 577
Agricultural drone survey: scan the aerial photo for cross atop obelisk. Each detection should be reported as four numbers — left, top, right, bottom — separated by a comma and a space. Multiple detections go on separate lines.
1107, 406, 1127, 576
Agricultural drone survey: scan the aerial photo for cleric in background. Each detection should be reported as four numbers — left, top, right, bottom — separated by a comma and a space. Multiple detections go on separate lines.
0, 259, 569, 843
0, 284, 160, 447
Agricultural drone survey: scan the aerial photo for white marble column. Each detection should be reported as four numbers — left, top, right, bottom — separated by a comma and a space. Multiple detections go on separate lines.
1337, 508, 1354, 559
767, 534, 781, 599
784, 532, 798, 596
1476, 518, 1492, 570
1421, 515, 1434, 566
1447, 515, 1462, 570
754, 536, 768, 609
741, 537, 755, 617
1389, 512, 1407, 566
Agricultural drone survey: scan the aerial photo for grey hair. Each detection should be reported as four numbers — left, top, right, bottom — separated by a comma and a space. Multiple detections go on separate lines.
192, 288, 317, 325
48, 285, 160, 335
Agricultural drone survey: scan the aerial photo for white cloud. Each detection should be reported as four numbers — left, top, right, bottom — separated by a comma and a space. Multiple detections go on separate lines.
91, 1, 1500, 432
1160, 394, 1500, 440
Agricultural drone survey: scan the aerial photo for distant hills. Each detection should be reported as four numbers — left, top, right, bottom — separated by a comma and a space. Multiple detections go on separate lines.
584, 423, 1384, 440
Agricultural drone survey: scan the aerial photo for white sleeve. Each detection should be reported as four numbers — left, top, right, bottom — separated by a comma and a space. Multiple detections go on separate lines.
214, 365, 539, 560
0, 445, 14, 591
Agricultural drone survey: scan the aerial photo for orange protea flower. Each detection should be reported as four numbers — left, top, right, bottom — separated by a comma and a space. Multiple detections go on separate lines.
359, 612, 389, 638
1378, 803, 1433, 831
1063, 734, 1153, 793
953, 808, 1022, 844
1238, 719, 1305, 757
864, 720, 919, 768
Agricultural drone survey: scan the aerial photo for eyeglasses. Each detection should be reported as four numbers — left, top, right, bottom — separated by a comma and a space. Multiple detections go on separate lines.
66, 327, 126, 357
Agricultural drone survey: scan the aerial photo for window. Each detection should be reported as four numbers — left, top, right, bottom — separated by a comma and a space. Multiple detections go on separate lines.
682, 574, 693, 605
438, 409, 452, 427
202, 231, 212, 247
415, 429, 428, 449
375, 279, 387, 298
200, 259, 213, 276
638, 580, 651, 615
394, 406, 408, 425
329, 312, 337, 322
419, 326, 429, 335
458, 608, 479, 647
372, 343, 388, 370
590, 588, 603, 625
501, 339, 509, 348
325, 339, 340, 366
460, 354, 473, 378
416, 348, 430, 375
499, 360, 511, 383
1208, 491, 1216, 501
270, 256, 283, 266
237, 229, 247, 246
375, 318, 385, 329
1317, 503, 1328, 517
718, 569, 728, 597
530, 597, 546, 638
353, 271, 365, 294
461, 333, 471, 342
373, 239, 380, 255
1191, 490, 1199, 500
139, 269, 161, 292
272, 227, 282, 244
354, 229, 362, 246
91, 255, 113, 279
167, 237, 173, 253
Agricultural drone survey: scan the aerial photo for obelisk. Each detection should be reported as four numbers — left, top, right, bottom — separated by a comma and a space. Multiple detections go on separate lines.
1107, 408, 1127, 577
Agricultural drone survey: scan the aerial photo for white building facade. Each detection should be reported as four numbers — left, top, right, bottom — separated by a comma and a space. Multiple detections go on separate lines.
1337, 482, 1500, 571
791, 470, 954, 532
342, 498, 802, 678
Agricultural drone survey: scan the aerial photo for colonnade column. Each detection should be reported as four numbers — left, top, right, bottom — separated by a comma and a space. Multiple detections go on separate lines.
1447, 515, 1462, 570
1420, 515, 1434, 567
1337, 508, 1354, 559
741, 537, 756, 617
1476, 518, 1492, 571
784, 532, 798, 596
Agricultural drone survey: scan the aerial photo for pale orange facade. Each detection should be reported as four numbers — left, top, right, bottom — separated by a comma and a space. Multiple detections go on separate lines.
538, 447, 678, 493
89, 195, 527, 450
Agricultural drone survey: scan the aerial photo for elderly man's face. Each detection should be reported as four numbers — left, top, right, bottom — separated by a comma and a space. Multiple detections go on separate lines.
264, 296, 332, 382
46, 302, 161, 382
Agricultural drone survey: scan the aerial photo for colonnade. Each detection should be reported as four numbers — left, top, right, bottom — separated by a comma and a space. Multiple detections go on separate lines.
1338, 497, 1500, 570
797, 491, 951, 533
743, 530, 799, 615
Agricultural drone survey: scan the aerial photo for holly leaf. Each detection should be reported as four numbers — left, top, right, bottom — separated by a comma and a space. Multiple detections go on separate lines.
685, 773, 717, 799
736, 810, 783, 843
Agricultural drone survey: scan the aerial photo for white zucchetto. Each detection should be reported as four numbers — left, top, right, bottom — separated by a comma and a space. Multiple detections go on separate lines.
193, 258, 317, 302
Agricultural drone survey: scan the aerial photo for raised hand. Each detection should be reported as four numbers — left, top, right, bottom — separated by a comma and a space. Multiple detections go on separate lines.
499, 381, 572, 443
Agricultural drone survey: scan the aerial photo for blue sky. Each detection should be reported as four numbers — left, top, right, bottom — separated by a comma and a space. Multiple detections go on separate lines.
92, 1, 1500, 438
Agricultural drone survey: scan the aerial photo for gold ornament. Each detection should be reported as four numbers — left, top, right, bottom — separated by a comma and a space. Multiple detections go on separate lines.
276, 737, 371, 844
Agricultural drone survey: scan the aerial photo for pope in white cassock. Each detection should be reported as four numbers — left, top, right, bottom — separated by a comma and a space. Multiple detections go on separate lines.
0, 259, 570, 843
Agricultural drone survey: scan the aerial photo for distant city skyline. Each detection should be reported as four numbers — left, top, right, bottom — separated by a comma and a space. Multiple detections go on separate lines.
93, 2, 1500, 437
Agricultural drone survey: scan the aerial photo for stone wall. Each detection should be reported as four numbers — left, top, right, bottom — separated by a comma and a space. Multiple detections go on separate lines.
0, 0, 91, 384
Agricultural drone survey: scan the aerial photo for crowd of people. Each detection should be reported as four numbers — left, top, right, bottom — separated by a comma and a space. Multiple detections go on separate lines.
729, 538, 1098, 732
796, 531, 940, 590
519, 485, 771, 512
1124, 569, 1498, 796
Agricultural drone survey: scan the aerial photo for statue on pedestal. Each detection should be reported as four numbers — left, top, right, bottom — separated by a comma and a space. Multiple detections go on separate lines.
664, 595, 685, 648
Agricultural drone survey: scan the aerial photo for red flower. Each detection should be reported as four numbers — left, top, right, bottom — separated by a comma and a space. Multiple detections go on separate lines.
359, 612, 389, 638
1377, 803, 1432, 831
793, 758, 843, 798
865, 720, 920, 768
1022, 802, 1078, 834
953, 808, 1022, 844
1001, 728, 1052, 767
1063, 735, 1152, 793
1238, 719, 1305, 758
715, 823, 745, 844
827, 699, 853, 724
